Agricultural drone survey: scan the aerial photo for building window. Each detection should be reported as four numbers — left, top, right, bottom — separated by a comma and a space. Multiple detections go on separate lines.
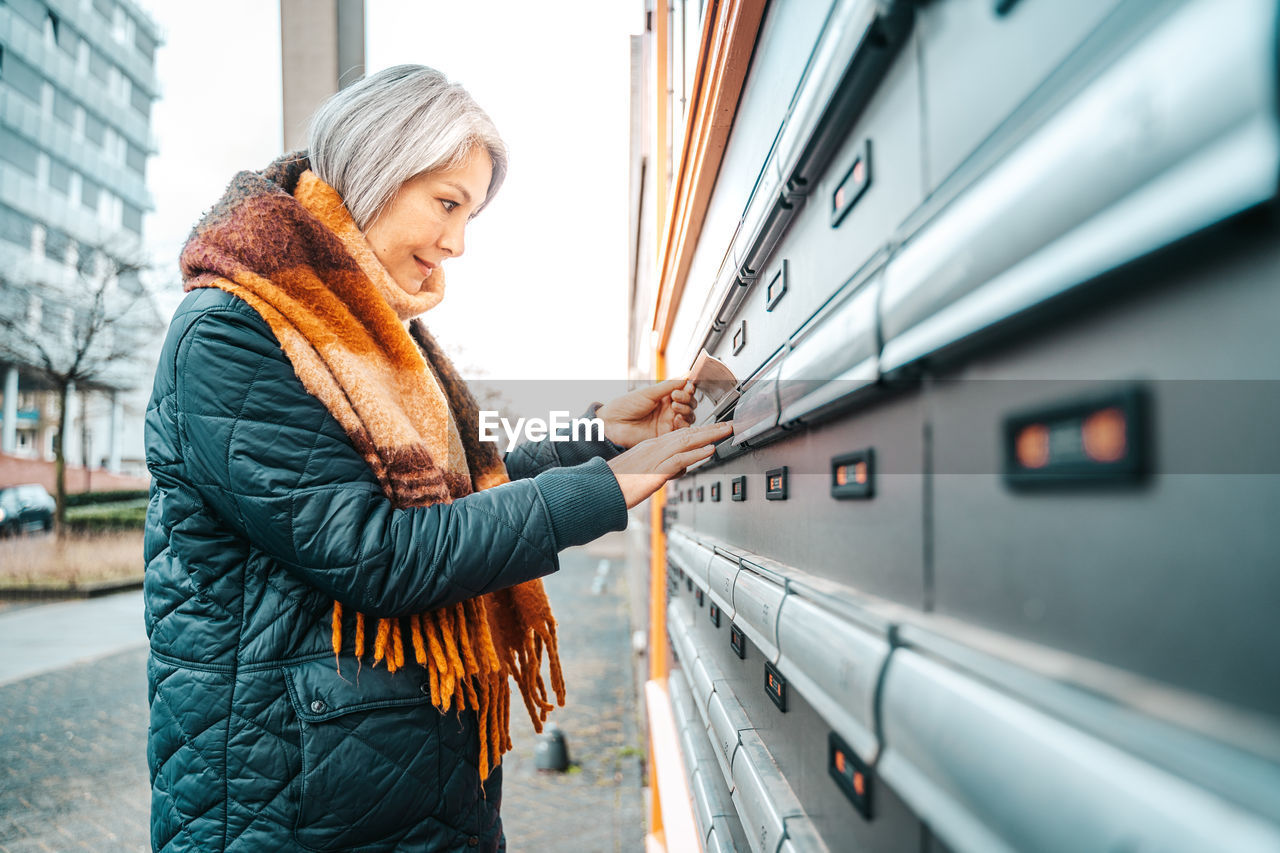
89, 48, 111, 83
49, 159, 72, 195
125, 142, 146, 176
45, 227, 73, 264
135, 28, 157, 64
122, 203, 143, 235
84, 112, 106, 147
130, 85, 151, 119
53, 88, 77, 127
57, 22, 81, 60
81, 178, 101, 212
0, 127, 40, 177
0, 206, 36, 250
1, 51, 46, 106
76, 245, 99, 278
6, 0, 45, 30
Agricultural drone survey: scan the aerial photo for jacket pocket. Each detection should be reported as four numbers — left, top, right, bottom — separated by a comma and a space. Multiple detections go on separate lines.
284, 658, 441, 851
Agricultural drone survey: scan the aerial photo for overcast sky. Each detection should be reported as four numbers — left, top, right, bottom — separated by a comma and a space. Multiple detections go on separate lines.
143, 1, 640, 381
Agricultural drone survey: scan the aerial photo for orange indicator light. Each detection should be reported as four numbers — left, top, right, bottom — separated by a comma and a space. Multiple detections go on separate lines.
835, 186, 846, 210
1015, 423, 1051, 469
835, 465, 848, 486
853, 772, 865, 797
835, 751, 846, 774
1083, 407, 1127, 463
853, 461, 867, 484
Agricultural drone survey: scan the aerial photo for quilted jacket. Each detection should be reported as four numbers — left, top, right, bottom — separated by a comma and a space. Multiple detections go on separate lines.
143, 287, 628, 852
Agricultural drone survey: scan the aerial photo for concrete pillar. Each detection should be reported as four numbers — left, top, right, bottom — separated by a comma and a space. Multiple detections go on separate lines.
2, 366, 17, 453
280, 0, 365, 151
108, 392, 122, 473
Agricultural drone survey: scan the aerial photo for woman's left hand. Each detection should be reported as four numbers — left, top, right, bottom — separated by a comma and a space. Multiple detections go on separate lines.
596, 377, 698, 448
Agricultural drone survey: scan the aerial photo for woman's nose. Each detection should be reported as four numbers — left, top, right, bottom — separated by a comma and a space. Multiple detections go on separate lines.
438, 221, 466, 257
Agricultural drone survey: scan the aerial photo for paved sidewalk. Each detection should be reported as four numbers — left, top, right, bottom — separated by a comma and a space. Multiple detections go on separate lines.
0, 592, 146, 688
0, 537, 644, 852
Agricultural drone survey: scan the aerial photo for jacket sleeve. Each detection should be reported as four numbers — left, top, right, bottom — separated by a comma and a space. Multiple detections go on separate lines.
502, 403, 626, 481
171, 301, 628, 619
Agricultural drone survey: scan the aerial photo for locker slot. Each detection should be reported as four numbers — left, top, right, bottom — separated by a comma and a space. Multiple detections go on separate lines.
777, 274, 881, 426
668, 527, 713, 589
667, 601, 698, 674
780, 816, 832, 853
707, 553, 740, 617
707, 814, 753, 853
776, 593, 889, 762
773, 0, 914, 188
731, 730, 808, 853
689, 657, 715, 727
879, 649, 1280, 853
732, 567, 785, 662
708, 690, 751, 782
692, 766, 739, 847
882, 0, 1280, 373
733, 351, 785, 447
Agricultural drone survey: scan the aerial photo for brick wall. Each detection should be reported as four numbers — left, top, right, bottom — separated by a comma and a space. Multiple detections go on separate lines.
0, 453, 149, 493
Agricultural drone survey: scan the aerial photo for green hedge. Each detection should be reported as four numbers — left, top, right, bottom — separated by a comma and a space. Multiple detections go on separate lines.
64, 502, 147, 533
65, 489, 149, 508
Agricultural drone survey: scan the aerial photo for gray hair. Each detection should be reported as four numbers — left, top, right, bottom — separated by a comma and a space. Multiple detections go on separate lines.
307, 64, 508, 229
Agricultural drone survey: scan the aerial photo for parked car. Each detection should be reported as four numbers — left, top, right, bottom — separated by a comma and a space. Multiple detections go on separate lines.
0, 484, 55, 536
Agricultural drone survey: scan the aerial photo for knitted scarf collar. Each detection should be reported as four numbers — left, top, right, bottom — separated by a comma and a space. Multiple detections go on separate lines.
179, 152, 564, 780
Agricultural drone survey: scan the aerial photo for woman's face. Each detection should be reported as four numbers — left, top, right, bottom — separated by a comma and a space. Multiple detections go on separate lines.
363, 148, 494, 295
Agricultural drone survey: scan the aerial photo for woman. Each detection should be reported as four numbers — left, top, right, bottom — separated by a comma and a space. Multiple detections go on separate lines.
143, 65, 729, 852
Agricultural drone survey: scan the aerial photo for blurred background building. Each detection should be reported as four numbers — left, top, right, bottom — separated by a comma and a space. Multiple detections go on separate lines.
0, 0, 163, 480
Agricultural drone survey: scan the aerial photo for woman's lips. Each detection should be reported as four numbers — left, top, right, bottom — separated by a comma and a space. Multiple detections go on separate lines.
414, 256, 435, 278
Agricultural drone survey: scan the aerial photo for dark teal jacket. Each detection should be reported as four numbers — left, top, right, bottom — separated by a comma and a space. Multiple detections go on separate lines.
144, 288, 628, 852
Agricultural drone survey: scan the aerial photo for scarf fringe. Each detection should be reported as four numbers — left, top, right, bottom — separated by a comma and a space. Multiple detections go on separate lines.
332, 601, 563, 780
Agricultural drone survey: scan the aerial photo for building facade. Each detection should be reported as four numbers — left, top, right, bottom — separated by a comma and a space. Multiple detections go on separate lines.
0, 0, 162, 476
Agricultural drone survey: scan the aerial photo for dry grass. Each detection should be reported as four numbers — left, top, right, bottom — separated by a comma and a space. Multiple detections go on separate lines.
0, 530, 144, 590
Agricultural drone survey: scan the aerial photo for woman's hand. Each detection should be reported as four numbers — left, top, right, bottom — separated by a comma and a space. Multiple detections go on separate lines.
607, 422, 733, 509
596, 378, 698, 448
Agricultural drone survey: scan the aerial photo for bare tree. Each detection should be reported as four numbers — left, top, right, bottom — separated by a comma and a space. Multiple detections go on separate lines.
0, 240, 159, 536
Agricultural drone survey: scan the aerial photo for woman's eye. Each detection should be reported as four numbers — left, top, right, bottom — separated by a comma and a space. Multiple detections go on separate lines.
441, 199, 459, 213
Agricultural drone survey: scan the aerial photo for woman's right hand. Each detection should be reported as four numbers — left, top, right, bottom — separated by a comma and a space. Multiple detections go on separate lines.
607, 421, 734, 509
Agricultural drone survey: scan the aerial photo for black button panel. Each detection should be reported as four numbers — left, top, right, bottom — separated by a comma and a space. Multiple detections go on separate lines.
764, 661, 787, 712
829, 731, 873, 820
765, 466, 788, 501
831, 449, 875, 500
